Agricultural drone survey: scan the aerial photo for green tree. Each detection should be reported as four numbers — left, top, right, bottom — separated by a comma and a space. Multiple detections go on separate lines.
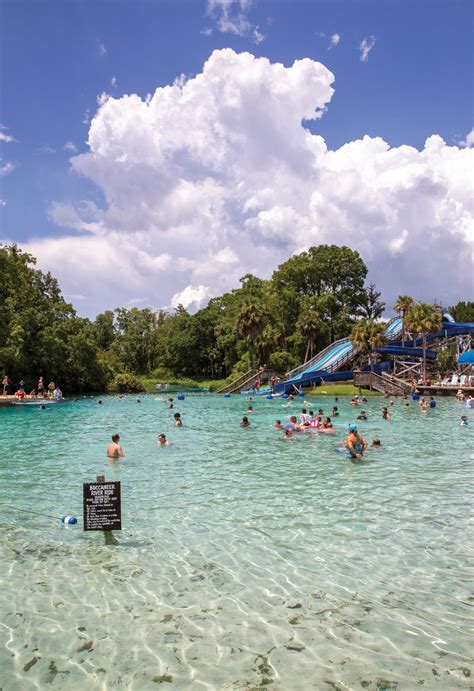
358, 283, 385, 320
296, 305, 327, 363
351, 320, 387, 372
393, 295, 414, 347
405, 303, 442, 381
447, 301, 474, 323
236, 303, 267, 367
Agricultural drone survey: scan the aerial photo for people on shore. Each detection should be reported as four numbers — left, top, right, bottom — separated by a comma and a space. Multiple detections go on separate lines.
2, 375, 9, 396
107, 433, 124, 457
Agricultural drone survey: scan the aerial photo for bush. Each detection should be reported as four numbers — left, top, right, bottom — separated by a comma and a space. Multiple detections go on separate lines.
108, 372, 145, 393
268, 350, 299, 374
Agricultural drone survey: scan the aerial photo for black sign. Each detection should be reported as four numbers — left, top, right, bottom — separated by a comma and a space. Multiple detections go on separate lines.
83, 481, 121, 531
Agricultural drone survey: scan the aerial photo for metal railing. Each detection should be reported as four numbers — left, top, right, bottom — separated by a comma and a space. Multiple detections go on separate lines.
217, 368, 259, 394
354, 371, 406, 395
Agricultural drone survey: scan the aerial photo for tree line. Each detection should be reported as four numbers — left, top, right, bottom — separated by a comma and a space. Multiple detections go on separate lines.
1, 244, 471, 393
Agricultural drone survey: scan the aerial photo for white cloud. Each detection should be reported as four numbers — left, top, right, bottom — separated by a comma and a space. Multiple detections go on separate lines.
459, 127, 474, 148
207, 0, 264, 43
0, 160, 15, 176
359, 36, 376, 62
64, 141, 77, 152
0, 199, 6, 207
171, 284, 214, 311
111, 76, 117, 88
328, 33, 340, 49
97, 92, 110, 107
0, 126, 16, 143
12, 48, 473, 318
99, 42, 107, 56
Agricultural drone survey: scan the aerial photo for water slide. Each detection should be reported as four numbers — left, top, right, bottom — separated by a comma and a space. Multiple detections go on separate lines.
274, 317, 403, 394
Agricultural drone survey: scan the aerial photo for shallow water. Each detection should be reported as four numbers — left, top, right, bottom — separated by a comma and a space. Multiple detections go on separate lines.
0, 393, 472, 690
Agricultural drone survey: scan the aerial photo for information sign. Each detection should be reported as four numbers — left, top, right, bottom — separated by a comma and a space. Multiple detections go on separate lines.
83, 480, 121, 531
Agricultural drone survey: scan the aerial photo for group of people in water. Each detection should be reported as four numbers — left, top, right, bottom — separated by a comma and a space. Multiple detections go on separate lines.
105, 388, 470, 459
1, 375, 62, 400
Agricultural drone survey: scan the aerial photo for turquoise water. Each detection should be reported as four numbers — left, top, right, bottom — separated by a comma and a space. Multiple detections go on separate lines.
0, 393, 472, 689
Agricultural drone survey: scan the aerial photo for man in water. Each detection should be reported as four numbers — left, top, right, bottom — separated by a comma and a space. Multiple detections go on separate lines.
157, 433, 172, 445
107, 433, 124, 458
345, 424, 367, 460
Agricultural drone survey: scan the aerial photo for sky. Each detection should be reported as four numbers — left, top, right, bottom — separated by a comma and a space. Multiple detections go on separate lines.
1, 0, 473, 318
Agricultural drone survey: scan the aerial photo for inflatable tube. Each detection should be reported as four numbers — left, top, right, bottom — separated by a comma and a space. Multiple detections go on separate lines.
223, 393, 231, 398
266, 394, 273, 400
177, 394, 185, 400
61, 515, 77, 525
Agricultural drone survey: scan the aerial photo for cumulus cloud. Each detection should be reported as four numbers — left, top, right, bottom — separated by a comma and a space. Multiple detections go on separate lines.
64, 141, 77, 152
359, 36, 376, 62
328, 33, 340, 49
459, 127, 474, 148
207, 0, 264, 43
14, 49, 473, 317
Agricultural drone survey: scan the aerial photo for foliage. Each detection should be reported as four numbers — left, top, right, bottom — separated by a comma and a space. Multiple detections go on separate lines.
436, 349, 456, 373
448, 301, 474, 323
108, 372, 145, 393
4, 242, 466, 394
351, 320, 387, 370
405, 303, 442, 380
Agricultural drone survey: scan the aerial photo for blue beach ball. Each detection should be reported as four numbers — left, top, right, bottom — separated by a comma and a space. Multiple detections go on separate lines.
177, 394, 185, 400
266, 394, 273, 400
61, 515, 77, 525
224, 393, 231, 398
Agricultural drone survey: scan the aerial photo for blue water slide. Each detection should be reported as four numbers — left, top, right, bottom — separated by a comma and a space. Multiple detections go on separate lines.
275, 317, 403, 393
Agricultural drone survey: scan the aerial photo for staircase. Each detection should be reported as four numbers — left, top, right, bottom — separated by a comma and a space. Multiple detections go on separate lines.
217, 367, 276, 395
353, 371, 409, 396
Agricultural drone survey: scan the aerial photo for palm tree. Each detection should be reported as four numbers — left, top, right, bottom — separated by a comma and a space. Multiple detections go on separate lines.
393, 295, 414, 347
351, 320, 388, 373
405, 303, 442, 381
236, 303, 267, 367
296, 309, 326, 363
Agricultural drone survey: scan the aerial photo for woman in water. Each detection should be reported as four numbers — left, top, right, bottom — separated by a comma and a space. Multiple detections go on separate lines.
382, 407, 392, 420
240, 416, 251, 428
174, 412, 183, 427
345, 424, 367, 460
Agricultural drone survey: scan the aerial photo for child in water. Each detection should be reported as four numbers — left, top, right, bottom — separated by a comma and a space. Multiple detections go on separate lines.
241, 416, 251, 428
274, 420, 284, 429
460, 415, 468, 426
382, 407, 392, 420
174, 413, 183, 427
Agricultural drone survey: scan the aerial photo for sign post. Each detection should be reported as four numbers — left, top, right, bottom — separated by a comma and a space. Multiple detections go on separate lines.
83, 476, 121, 543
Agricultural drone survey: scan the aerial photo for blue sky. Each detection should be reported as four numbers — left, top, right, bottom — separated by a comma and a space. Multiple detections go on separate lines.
1, 0, 473, 315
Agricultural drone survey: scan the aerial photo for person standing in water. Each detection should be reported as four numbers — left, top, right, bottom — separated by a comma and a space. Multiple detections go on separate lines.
107, 433, 124, 458
345, 424, 367, 460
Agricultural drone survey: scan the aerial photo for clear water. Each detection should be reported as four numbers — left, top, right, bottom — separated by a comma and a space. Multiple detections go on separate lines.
0, 393, 472, 690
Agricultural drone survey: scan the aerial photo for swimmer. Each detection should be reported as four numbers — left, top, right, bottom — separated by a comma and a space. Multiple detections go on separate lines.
282, 429, 293, 440
357, 410, 368, 421
274, 420, 284, 429
345, 424, 367, 460
455, 389, 465, 401
300, 408, 311, 425
286, 416, 302, 432
389, 400, 395, 407
98, 399, 103, 405
247, 405, 254, 413
157, 433, 171, 446
419, 397, 428, 412
319, 417, 336, 433
361, 397, 368, 403
460, 415, 468, 426
382, 407, 392, 420
371, 438, 383, 449
107, 433, 124, 458
288, 394, 294, 401
174, 413, 183, 427
332, 406, 339, 417
136, 399, 141, 404
429, 397, 437, 408
240, 416, 251, 428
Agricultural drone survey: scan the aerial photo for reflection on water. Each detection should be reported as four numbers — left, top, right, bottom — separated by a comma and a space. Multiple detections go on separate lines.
0, 393, 472, 689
